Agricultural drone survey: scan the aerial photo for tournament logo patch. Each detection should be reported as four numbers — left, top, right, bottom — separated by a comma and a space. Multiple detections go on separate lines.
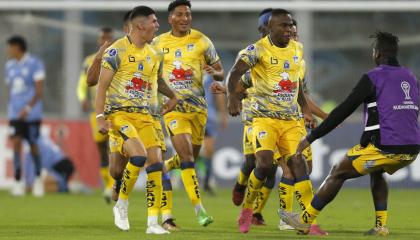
169, 120, 178, 130
247, 127, 253, 136
247, 45, 255, 51
120, 125, 129, 133
258, 131, 267, 139
108, 48, 117, 57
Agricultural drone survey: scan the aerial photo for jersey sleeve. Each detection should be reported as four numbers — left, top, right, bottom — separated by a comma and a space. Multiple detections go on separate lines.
102, 47, 121, 72
77, 58, 89, 102
33, 59, 46, 82
238, 44, 259, 68
203, 36, 220, 66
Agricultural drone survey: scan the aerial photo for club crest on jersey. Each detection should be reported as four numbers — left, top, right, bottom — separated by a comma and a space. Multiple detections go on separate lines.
169, 120, 178, 130
283, 60, 290, 70
120, 125, 129, 133
258, 131, 267, 139
187, 44, 194, 51
138, 63, 144, 71
175, 49, 182, 58
146, 56, 151, 64
108, 49, 117, 57
293, 56, 299, 63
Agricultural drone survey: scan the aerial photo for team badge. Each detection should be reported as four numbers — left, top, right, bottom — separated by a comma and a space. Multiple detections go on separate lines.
121, 125, 129, 133
138, 63, 144, 71
146, 56, 151, 64
293, 56, 299, 63
175, 49, 182, 58
169, 120, 178, 130
258, 131, 267, 139
187, 43, 194, 51
108, 49, 117, 57
283, 60, 290, 70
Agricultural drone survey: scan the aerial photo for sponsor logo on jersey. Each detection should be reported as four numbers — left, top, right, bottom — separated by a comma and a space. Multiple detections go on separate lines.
187, 43, 194, 51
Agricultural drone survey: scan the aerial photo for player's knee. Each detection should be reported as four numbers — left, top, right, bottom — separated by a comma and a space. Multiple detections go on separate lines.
242, 154, 256, 174
256, 160, 273, 175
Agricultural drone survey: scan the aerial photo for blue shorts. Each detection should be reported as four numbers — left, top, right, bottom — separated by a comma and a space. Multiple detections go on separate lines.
205, 119, 217, 138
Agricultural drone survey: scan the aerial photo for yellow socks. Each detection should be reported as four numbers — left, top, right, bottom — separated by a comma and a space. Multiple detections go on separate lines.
278, 177, 295, 212
146, 163, 163, 218
243, 170, 264, 209
119, 156, 146, 200
161, 172, 173, 221
237, 170, 248, 186
375, 210, 387, 227
253, 186, 271, 214
301, 204, 320, 225
180, 161, 201, 205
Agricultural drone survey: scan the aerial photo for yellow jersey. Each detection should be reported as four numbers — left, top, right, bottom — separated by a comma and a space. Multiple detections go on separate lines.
77, 53, 97, 109
102, 36, 163, 115
238, 36, 304, 120
152, 29, 220, 113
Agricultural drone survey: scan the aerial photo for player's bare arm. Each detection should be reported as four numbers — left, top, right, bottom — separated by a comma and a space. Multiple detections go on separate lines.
87, 41, 111, 87
95, 67, 114, 134
19, 79, 43, 120
204, 61, 224, 81
297, 82, 315, 129
227, 59, 250, 116
157, 77, 179, 115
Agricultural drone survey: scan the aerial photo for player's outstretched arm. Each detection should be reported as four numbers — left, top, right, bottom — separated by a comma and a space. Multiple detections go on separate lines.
306, 94, 329, 120
95, 67, 114, 134
227, 59, 250, 116
87, 41, 111, 87
297, 83, 315, 129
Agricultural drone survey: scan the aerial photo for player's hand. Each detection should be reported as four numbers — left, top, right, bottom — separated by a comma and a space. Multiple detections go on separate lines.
296, 137, 310, 156
203, 65, 217, 76
97, 116, 111, 135
210, 81, 226, 94
227, 94, 242, 117
81, 100, 90, 112
161, 97, 179, 115
18, 106, 31, 120
304, 113, 317, 129
95, 41, 112, 60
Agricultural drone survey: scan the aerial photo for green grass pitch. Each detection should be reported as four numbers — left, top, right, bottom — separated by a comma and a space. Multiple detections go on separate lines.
1, 188, 420, 240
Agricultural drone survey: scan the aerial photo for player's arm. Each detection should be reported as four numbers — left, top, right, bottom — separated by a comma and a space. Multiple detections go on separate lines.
204, 61, 224, 81
95, 67, 114, 134
19, 62, 45, 120
87, 41, 111, 87
297, 81, 315, 129
227, 59, 250, 116
306, 74, 374, 143
215, 92, 228, 128
301, 77, 329, 120
156, 60, 178, 115
77, 61, 90, 112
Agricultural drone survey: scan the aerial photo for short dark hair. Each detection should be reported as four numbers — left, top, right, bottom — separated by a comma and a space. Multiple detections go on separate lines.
259, 8, 273, 17
129, 6, 155, 21
7, 35, 27, 52
370, 31, 399, 58
100, 27, 113, 33
271, 8, 291, 17
168, 0, 191, 13
123, 10, 132, 24
292, 19, 297, 27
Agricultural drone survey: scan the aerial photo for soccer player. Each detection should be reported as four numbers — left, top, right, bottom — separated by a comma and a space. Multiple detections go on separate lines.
152, 0, 224, 227
77, 27, 114, 203
5, 35, 46, 197
24, 136, 74, 193
227, 9, 315, 233
280, 31, 420, 237
95, 6, 178, 234
202, 73, 228, 195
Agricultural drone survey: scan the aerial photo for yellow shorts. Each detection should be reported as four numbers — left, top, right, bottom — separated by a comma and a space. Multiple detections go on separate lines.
243, 124, 281, 161
107, 112, 160, 155
89, 112, 108, 143
348, 144, 417, 175
153, 117, 166, 152
253, 118, 304, 161
164, 111, 207, 146
299, 119, 312, 161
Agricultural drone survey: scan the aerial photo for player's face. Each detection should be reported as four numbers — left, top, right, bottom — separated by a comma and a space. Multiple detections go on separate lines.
6, 44, 20, 59
98, 31, 113, 46
169, 5, 192, 34
142, 14, 159, 43
291, 25, 298, 41
269, 14, 293, 46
